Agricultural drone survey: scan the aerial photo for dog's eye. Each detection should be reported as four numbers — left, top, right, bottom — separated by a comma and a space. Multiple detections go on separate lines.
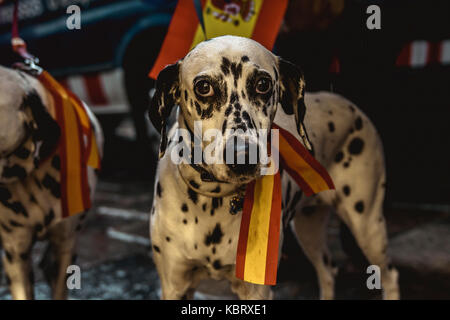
195, 80, 214, 97
256, 78, 271, 94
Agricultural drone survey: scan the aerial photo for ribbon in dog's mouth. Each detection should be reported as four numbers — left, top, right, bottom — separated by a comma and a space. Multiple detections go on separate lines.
235, 123, 335, 285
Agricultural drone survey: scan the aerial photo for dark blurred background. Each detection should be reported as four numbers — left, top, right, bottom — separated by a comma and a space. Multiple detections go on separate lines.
0, 0, 449, 299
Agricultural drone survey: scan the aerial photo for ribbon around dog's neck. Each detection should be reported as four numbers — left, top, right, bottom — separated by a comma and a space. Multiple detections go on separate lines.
235, 123, 335, 285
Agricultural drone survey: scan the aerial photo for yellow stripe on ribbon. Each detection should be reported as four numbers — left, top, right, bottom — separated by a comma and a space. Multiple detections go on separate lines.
242, 174, 274, 284
236, 124, 334, 285
236, 172, 282, 285
279, 134, 331, 194
61, 94, 84, 216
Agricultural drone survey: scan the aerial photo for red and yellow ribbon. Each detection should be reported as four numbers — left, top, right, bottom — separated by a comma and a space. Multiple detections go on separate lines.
236, 123, 335, 285
38, 71, 101, 218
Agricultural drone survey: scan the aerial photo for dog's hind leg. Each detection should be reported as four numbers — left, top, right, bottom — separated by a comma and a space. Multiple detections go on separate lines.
1, 228, 35, 299
329, 149, 399, 298
291, 198, 337, 300
336, 192, 400, 300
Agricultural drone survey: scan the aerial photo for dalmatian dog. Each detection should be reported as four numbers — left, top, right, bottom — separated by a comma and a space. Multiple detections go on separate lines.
148, 36, 399, 300
0, 66, 103, 299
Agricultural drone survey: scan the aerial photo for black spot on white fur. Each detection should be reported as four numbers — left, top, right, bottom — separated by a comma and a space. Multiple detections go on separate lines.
44, 209, 55, 226
355, 116, 363, 130
156, 182, 162, 197
343, 185, 351, 196
204, 223, 224, 246
42, 174, 60, 198
220, 57, 231, 75
0, 187, 12, 201
348, 137, 364, 155
334, 151, 344, 163
14, 147, 31, 160
213, 259, 222, 270
5, 251, 12, 263
355, 201, 364, 213
153, 245, 161, 253
187, 187, 198, 204
2, 165, 27, 180
51, 155, 61, 170
1, 223, 12, 233
328, 122, 335, 132
10, 220, 24, 227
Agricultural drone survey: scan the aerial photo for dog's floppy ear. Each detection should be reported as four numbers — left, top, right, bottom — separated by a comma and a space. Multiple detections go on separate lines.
148, 62, 180, 158
278, 58, 313, 152
25, 90, 61, 160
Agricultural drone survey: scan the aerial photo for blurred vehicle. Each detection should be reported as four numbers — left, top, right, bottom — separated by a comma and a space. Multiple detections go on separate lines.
0, 0, 176, 144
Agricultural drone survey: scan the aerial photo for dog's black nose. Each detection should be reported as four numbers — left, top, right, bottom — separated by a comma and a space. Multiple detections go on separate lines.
224, 137, 259, 175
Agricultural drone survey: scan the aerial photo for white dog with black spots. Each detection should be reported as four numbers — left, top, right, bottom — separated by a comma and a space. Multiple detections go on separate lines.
148, 36, 399, 300
0, 66, 103, 299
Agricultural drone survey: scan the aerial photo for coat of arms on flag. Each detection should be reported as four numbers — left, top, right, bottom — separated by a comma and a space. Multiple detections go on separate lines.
149, 0, 288, 79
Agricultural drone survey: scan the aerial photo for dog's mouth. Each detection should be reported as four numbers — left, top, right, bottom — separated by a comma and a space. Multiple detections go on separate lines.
219, 135, 262, 181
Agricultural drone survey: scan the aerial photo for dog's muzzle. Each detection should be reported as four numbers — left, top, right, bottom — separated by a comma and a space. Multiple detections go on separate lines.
224, 136, 260, 176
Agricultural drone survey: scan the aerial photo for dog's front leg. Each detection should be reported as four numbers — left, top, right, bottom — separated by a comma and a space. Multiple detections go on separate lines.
1, 228, 34, 300
45, 216, 80, 300
230, 277, 273, 300
152, 243, 196, 300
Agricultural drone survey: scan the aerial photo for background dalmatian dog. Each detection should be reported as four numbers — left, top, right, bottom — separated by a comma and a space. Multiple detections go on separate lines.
0, 66, 103, 299
148, 36, 399, 300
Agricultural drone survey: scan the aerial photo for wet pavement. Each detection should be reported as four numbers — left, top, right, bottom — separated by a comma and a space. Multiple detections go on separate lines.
0, 121, 449, 300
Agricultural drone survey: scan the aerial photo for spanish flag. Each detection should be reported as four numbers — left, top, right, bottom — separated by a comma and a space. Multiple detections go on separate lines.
38, 71, 101, 218
236, 124, 335, 285
149, 0, 288, 79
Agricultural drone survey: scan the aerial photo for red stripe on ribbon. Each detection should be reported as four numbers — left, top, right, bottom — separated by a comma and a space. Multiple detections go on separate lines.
279, 156, 314, 196
273, 123, 335, 191
264, 172, 282, 285
235, 180, 255, 280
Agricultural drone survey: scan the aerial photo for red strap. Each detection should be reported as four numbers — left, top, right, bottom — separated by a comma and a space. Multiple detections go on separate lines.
11, 0, 35, 60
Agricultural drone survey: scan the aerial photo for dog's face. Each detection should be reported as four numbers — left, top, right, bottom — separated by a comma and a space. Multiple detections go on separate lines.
0, 66, 60, 160
149, 36, 309, 184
